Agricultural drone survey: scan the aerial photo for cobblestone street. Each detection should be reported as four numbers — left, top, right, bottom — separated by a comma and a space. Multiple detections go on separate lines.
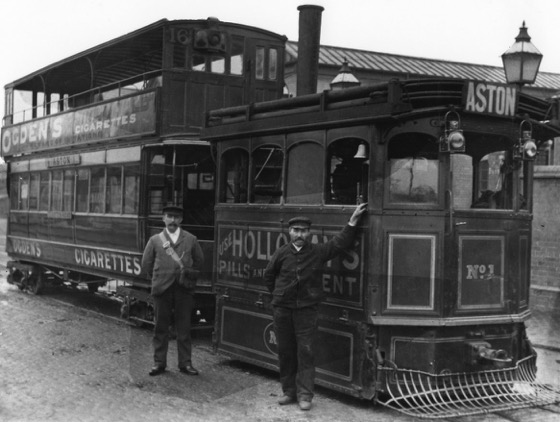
2, 278, 560, 422
0, 277, 400, 422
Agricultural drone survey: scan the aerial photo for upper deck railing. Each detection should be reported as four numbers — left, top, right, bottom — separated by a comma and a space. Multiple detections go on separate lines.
3, 70, 163, 128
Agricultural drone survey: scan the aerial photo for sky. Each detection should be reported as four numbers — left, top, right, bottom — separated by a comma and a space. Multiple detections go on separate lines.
1, 0, 559, 119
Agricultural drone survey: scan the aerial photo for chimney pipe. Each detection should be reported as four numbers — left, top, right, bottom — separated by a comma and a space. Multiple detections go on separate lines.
296, 5, 324, 96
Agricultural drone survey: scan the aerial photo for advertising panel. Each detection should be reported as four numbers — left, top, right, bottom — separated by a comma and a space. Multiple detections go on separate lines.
1, 91, 157, 157
216, 224, 364, 307
7, 236, 142, 279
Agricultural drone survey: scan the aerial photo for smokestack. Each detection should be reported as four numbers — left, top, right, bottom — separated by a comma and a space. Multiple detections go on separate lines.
296, 5, 324, 96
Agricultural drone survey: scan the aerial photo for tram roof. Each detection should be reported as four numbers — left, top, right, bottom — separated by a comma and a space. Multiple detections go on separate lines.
285, 41, 560, 94
4, 18, 286, 93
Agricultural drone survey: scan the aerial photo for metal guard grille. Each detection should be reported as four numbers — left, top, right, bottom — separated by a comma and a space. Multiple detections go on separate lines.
377, 354, 560, 419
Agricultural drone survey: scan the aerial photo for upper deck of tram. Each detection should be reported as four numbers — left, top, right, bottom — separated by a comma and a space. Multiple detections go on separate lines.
1, 18, 287, 159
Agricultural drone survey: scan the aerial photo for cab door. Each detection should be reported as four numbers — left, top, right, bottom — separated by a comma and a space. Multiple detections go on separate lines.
378, 124, 445, 318
446, 137, 531, 316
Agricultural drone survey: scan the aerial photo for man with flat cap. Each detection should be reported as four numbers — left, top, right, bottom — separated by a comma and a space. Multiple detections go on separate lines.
264, 203, 367, 411
141, 204, 204, 376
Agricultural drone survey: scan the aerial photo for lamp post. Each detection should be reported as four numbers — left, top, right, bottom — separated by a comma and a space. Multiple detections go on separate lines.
501, 21, 543, 87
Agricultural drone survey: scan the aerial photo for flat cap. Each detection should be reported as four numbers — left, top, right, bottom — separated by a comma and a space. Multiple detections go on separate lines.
288, 216, 312, 228
162, 205, 184, 215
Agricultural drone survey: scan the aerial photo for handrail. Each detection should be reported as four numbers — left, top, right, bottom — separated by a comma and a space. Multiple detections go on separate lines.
3, 69, 164, 127
207, 82, 391, 126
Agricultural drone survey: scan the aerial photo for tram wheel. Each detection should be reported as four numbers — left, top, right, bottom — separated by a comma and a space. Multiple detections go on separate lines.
87, 283, 99, 293
28, 271, 44, 295
120, 302, 130, 319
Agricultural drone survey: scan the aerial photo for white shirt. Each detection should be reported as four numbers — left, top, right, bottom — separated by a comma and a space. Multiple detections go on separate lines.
166, 228, 180, 244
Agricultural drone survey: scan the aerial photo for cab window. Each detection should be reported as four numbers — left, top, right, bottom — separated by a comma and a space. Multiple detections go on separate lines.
286, 142, 323, 204
327, 138, 368, 205
387, 134, 439, 205
220, 148, 248, 203
251, 145, 283, 204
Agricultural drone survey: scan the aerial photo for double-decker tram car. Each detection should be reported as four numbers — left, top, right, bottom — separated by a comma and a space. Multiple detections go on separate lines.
1, 17, 286, 325
203, 78, 560, 417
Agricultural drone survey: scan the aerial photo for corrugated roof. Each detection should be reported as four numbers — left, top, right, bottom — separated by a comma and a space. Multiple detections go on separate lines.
286, 41, 560, 91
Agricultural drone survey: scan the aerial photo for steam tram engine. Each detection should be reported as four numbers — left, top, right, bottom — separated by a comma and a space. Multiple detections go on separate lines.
203, 78, 560, 417
1, 17, 286, 325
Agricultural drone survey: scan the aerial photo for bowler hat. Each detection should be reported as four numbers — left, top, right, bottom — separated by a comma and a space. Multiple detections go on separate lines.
288, 216, 312, 228
162, 205, 184, 215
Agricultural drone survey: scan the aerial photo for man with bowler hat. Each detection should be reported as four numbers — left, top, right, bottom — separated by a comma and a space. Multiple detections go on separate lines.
141, 204, 204, 376
264, 203, 367, 411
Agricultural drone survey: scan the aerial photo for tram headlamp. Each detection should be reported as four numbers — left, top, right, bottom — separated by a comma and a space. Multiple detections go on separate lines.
439, 111, 466, 153
523, 139, 538, 159
194, 29, 227, 53
515, 120, 538, 161
448, 129, 466, 151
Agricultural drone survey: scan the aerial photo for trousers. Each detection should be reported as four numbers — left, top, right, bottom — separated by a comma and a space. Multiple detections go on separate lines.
272, 305, 318, 401
152, 282, 194, 367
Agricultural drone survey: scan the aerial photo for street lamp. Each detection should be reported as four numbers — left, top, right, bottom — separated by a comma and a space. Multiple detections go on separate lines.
330, 59, 361, 90
501, 21, 543, 86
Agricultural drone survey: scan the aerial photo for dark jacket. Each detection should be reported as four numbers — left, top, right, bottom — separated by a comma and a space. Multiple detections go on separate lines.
264, 225, 357, 308
141, 229, 204, 296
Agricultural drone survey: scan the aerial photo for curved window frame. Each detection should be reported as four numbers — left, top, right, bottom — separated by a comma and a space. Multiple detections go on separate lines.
219, 147, 249, 204
384, 133, 442, 209
250, 144, 284, 204
285, 141, 324, 205
326, 137, 369, 205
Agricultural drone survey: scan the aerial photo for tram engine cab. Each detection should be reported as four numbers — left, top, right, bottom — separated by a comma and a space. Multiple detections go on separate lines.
379, 106, 534, 374
204, 78, 560, 417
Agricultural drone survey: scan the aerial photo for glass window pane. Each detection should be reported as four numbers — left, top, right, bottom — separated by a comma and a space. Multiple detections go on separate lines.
268, 49, 278, 80
451, 154, 473, 209
220, 148, 248, 203
29, 173, 39, 210
230, 37, 244, 75
192, 55, 206, 71
472, 152, 512, 209
148, 151, 165, 214
106, 166, 122, 214
389, 158, 438, 204
51, 170, 63, 211
63, 170, 74, 212
251, 146, 283, 204
19, 174, 29, 210
9, 177, 19, 210
90, 167, 105, 213
210, 56, 225, 74
124, 165, 140, 214
328, 139, 368, 204
388, 135, 439, 205
286, 142, 323, 204
39, 172, 50, 210
255, 47, 265, 80
76, 169, 89, 212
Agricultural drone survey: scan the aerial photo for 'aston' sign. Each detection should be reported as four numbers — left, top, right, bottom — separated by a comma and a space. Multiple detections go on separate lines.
463, 81, 518, 118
